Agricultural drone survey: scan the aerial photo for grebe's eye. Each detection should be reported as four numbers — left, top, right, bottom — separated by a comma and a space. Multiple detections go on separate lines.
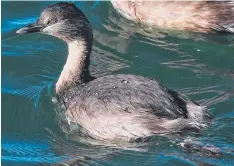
47, 18, 56, 25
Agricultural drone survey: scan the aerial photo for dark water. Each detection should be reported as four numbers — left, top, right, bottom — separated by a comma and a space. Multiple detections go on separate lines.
2, 1, 234, 165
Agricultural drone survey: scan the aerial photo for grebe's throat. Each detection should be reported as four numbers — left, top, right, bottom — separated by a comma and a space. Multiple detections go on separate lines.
55, 39, 91, 94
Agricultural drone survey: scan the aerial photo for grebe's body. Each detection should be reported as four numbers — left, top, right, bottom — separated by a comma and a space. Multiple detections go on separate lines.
17, 2, 211, 141
60, 74, 210, 140
112, 1, 234, 33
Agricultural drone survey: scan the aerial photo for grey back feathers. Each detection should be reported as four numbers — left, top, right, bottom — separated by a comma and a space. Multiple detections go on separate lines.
62, 74, 211, 140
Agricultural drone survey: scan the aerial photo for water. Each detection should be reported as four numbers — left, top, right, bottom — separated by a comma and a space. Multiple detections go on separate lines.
2, 1, 234, 165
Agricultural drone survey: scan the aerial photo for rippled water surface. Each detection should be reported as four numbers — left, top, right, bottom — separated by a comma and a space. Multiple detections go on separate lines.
2, 1, 234, 165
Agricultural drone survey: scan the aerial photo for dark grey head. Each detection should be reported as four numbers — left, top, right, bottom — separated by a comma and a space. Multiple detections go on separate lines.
17, 2, 93, 43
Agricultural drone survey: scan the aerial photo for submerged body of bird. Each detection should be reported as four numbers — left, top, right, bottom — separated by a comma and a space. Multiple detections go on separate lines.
111, 1, 234, 33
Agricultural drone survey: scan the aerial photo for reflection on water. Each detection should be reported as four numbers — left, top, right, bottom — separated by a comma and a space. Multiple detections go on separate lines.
1, 1, 234, 165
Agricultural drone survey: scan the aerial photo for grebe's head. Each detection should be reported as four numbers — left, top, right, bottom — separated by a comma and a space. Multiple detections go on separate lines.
17, 2, 92, 42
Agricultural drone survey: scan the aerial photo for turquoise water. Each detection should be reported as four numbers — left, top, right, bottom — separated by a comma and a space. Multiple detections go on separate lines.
2, 1, 234, 165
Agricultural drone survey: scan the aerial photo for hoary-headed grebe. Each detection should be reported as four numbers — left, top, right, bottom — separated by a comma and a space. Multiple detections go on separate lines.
17, 2, 211, 141
111, 1, 234, 33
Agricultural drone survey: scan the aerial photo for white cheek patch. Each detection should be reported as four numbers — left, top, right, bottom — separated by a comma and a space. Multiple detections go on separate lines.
42, 23, 58, 35
42, 21, 67, 35
42, 22, 69, 40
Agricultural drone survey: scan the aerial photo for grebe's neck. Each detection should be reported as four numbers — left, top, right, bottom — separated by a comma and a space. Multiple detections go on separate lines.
55, 39, 92, 94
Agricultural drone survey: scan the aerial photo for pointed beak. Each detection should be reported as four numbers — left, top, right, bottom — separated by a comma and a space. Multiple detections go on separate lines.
16, 22, 45, 34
